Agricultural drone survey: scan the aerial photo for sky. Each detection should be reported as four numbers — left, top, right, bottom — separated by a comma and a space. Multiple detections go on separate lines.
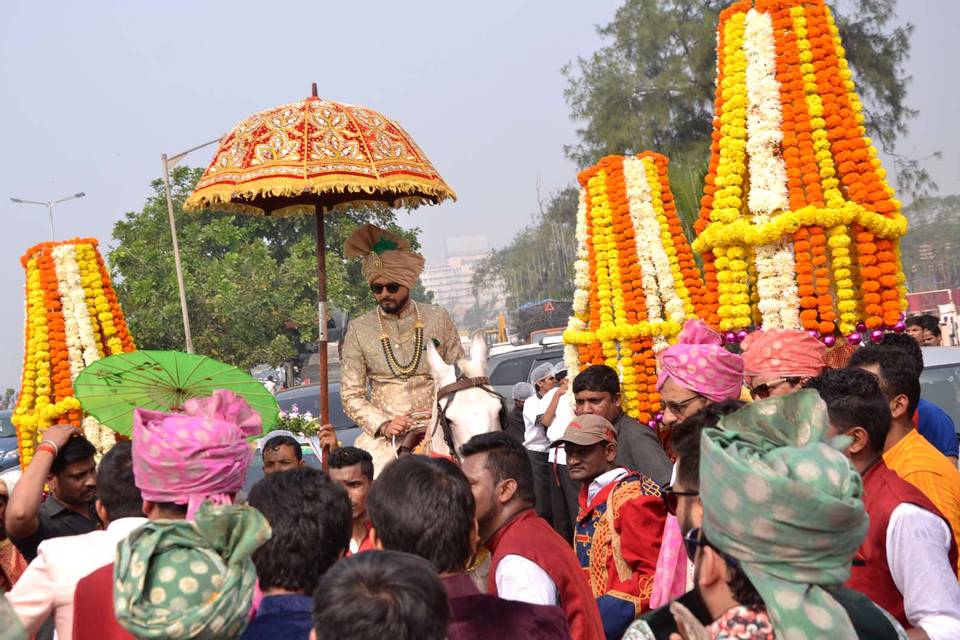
1, 0, 958, 390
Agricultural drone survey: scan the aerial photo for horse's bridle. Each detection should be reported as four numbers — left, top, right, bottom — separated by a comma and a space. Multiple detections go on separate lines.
433, 375, 506, 462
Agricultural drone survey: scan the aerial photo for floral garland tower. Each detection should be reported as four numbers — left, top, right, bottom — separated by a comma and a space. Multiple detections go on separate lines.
13, 238, 136, 466
564, 153, 705, 422
693, 0, 908, 342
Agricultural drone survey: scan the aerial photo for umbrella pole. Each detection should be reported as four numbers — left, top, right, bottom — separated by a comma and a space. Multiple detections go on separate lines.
314, 204, 330, 472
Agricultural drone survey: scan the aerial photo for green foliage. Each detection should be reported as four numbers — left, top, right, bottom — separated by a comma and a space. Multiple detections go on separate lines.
109, 166, 426, 370
899, 195, 960, 292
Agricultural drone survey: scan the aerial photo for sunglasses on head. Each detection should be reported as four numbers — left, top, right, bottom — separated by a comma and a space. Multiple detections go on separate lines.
661, 484, 699, 516
371, 282, 402, 294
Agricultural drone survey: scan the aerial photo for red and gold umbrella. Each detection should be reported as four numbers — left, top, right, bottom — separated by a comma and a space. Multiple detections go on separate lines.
184, 84, 455, 442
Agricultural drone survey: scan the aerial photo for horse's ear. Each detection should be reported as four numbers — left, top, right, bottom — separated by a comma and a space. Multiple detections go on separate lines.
470, 333, 488, 368
426, 339, 453, 381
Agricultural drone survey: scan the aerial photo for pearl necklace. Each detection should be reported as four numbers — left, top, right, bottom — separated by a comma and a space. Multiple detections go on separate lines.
378, 301, 424, 379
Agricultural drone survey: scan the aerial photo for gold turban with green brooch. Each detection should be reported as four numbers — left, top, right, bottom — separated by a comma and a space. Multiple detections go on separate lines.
344, 223, 425, 290
699, 390, 868, 640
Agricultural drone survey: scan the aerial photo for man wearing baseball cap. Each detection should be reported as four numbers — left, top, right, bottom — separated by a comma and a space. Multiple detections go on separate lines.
554, 414, 667, 639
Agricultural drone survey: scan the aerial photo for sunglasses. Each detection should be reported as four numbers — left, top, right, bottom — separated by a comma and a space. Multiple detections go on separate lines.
661, 484, 699, 516
370, 282, 402, 294
748, 377, 800, 400
683, 527, 740, 566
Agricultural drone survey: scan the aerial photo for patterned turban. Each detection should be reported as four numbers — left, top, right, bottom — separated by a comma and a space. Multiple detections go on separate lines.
699, 391, 868, 640
741, 329, 826, 382
114, 503, 271, 639
133, 389, 262, 520
656, 320, 743, 402
344, 223, 425, 289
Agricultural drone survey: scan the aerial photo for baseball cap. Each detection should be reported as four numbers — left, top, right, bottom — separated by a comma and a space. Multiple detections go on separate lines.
551, 414, 617, 447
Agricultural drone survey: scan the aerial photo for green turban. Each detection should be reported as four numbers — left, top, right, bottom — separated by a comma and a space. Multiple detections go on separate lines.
699, 390, 868, 640
0, 592, 25, 640
114, 503, 271, 639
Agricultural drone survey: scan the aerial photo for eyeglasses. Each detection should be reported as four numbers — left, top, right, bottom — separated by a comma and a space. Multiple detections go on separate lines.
748, 377, 800, 400
683, 527, 739, 566
370, 282, 402, 294
661, 484, 699, 516
662, 394, 704, 417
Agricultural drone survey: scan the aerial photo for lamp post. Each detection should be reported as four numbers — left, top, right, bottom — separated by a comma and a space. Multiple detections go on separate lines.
161, 136, 222, 355
9, 192, 86, 241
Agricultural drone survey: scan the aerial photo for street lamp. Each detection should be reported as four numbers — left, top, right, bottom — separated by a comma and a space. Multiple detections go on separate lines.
10, 192, 86, 241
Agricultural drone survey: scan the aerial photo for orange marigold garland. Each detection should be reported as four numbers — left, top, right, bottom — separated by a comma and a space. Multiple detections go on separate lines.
13, 239, 137, 466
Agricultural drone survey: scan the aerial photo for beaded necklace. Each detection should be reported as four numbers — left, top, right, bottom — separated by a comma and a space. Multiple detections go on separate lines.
378, 301, 424, 379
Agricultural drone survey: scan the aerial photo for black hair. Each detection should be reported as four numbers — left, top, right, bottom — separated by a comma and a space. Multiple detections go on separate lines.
907, 314, 941, 338
96, 442, 143, 520
805, 369, 891, 453
366, 456, 474, 574
878, 332, 924, 373
312, 550, 449, 640
248, 466, 351, 593
572, 364, 620, 397
460, 431, 535, 507
329, 446, 374, 482
263, 434, 302, 461
848, 346, 921, 416
50, 435, 97, 475
672, 400, 746, 490
701, 531, 765, 611
154, 502, 188, 517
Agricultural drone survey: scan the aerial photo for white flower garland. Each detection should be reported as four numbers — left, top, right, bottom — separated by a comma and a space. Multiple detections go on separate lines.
51, 245, 86, 380
572, 187, 591, 320
744, 8, 801, 329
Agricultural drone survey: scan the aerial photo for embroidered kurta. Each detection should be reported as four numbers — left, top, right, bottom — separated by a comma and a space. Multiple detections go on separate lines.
340, 301, 462, 475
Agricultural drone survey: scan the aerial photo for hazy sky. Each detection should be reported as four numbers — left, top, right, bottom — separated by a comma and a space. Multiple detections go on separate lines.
1, 1, 957, 390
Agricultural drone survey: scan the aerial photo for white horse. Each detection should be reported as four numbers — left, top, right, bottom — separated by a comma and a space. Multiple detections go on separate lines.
423, 334, 504, 461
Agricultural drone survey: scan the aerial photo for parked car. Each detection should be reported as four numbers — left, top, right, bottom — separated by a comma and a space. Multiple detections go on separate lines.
274, 382, 362, 448
485, 342, 565, 399
0, 410, 18, 472
921, 346, 960, 439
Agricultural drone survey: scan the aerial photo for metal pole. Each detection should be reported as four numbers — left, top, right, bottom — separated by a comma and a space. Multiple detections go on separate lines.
47, 203, 55, 241
161, 154, 194, 354
315, 204, 330, 471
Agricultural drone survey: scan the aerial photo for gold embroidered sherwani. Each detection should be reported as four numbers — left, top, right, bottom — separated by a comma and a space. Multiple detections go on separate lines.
341, 301, 463, 475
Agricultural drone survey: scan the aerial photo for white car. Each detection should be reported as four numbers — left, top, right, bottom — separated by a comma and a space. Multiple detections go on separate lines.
921, 347, 960, 431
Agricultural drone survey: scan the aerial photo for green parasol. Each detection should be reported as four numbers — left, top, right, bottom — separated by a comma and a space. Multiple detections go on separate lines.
74, 350, 279, 436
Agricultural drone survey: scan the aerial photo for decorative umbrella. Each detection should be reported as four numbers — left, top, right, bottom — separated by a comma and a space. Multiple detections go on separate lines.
183, 84, 455, 435
74, 350, 280, 437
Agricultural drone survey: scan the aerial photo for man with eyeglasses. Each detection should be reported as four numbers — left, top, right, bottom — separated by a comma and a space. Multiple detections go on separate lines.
340, 224, 463, 476
741, 328, 826, 400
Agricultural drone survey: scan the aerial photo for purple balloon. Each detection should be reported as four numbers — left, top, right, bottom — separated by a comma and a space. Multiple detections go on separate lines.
724, 332, 737, 344
655, 412, 664, 422
847, 333, 863, 346
823, 335, 837, 347
893, 321, 906, 333
736, 330, 749, 342
807, 330, 820, 339
870, 329, 885, 343
647, 420, 659, 430
856, 321, 867, 333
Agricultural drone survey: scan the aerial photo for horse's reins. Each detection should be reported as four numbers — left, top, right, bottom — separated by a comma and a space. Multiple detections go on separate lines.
432, 375, 504, 462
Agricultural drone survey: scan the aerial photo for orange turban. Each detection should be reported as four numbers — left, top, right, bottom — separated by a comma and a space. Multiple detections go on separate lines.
741, 329, 826, 381
344, 223, 425, 289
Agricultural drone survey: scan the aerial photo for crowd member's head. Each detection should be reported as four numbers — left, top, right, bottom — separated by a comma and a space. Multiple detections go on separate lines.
805, 368, 891, 472
511, 382, 535, 410
572, 364, 622, 422
878, 332, 924, 373
94, 441, 143, 526
529, 363, 556, 397
741, 329, 826, 399
848, 346, 920, 430
552, 414, 618, 485
311, 550, 449, 640
461, 432, 536, 540
344, 224, 424, 315
261, 431, 304, 475
367, 455, 475, 574
906, 314, 941, 346
132, 389, 261, 520
248, 467, 351, 595
698, 391, 868, 638
656, 320, 744, 428
49, 435, 97, 509
328, 446, 374, 527
667, 400, 745, 535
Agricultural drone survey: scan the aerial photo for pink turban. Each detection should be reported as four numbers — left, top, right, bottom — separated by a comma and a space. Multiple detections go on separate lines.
132, 389, 262, 519
656, 320, 744, 402
741, 329, 826, 381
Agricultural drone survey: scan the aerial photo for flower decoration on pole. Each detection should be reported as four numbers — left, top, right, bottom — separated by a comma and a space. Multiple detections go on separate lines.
693, 0, 908, 342
564, 152, 705, 422
13, 238, 136, 466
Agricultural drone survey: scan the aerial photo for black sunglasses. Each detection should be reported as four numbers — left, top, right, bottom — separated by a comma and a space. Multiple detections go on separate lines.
661, 484, 699, 516
683, 527, 740, 566
749, 377, 801, 400
371, 282, 402, 294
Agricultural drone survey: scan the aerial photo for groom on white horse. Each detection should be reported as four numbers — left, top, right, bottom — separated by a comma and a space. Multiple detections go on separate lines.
340, 224, 464, 476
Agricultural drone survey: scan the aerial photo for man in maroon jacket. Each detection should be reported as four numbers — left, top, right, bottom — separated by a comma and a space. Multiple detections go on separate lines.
461, 431, 605, 640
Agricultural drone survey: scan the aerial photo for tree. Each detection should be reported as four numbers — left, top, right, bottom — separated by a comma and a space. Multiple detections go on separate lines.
899, 195, 960, 292
109, 167, 428, 370
563, 0, 932, 199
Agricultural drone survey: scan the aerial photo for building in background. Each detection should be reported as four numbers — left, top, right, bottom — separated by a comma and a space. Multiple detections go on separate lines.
422, 236, 506, 330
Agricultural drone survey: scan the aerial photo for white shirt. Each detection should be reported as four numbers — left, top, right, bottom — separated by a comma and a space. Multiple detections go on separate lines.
8, 516, 147, 640
495, 555, 559, 606
542, 388, 575, 465
887, 503, 960, 639
588, 467, 629, 505
522, 394, 550, 452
